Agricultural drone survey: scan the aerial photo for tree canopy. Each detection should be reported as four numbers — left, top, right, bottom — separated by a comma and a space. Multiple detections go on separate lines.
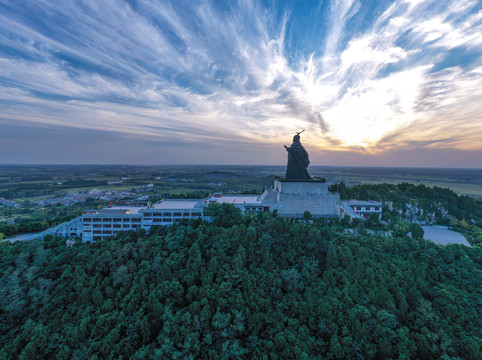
0, 209, 481, 359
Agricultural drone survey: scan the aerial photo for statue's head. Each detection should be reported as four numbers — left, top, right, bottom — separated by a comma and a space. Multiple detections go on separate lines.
293, 134, 300, 142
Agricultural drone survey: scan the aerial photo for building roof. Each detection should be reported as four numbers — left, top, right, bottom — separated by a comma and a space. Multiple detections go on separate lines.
84, 206, 144, 215
345, 200, 382, 206
150, 199, 202, 210
206, 195, 262, 204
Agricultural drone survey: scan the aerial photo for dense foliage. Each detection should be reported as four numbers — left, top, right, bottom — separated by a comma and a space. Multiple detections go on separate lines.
330, 182, 482, 224
1, 208, 481, 359
0, 199, 109, 238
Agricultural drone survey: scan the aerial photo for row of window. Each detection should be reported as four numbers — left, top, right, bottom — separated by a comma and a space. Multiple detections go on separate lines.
83, 217, 141, 223
84, 224, 141, 234
354, 206, 381, 211
143, 212, 203, 217
83, 213, 204, 224
245, 207, 264, 211
89, 224, 128, 228
144, 218, 175, 223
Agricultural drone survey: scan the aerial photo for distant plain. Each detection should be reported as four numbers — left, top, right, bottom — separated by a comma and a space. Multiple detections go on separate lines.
0, 165, 481, 202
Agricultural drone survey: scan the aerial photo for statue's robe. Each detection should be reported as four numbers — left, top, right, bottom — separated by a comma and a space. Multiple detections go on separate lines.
285, 140, 311, 179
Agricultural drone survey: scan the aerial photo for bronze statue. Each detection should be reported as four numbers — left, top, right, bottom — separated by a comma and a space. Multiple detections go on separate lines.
284, 130, 311, 180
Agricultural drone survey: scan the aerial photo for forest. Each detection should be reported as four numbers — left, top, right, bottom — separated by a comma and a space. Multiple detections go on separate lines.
0, 199, 109, 238
330, 182, 482, 224
1, 205, 480, 359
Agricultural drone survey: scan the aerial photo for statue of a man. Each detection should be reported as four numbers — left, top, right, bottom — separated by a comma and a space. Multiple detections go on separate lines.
284, 131, 311, 180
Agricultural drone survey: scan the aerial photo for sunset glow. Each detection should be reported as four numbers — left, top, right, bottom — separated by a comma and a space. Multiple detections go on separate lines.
0, 0, 481, 166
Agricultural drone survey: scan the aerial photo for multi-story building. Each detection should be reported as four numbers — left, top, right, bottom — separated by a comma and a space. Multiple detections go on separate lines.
79, 195, 266, 242
81, 206, 144, 242
39, 185, 343, 242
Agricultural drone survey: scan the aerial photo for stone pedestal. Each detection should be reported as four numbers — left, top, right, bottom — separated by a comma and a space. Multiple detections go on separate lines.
262, 176, 339, 217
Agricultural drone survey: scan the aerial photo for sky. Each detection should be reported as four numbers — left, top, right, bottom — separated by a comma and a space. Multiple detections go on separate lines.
0, 0, 481, 167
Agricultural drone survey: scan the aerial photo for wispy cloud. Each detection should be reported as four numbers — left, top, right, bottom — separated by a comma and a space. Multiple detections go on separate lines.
0, 0, 480, 165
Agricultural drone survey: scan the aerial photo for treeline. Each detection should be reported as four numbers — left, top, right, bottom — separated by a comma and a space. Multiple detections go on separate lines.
0, 179, 108, 200
0, 199, 109, 238
330, 182, 481, 223
0, 205, 480, 359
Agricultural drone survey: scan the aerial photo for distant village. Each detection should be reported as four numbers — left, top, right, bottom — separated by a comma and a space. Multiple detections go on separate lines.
0, 198, 19, 208
32, 189, 139, 206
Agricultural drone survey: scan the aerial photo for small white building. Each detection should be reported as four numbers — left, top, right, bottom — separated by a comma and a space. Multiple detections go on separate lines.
345, 200, 382, 219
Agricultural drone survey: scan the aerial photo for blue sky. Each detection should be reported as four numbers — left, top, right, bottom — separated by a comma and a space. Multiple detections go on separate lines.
0, 0, 481, 167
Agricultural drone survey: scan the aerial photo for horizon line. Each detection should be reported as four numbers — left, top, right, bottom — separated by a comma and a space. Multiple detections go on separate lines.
0, 164, 481, 170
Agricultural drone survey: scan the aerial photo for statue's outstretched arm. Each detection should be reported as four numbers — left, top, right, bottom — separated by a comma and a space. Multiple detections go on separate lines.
284, 145, 290, 151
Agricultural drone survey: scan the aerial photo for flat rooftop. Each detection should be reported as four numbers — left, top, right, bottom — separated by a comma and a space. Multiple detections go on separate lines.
84, 206, 144, 214
207, 195, 262, 204
150, 199, 202, 210
344, 200, 381, 206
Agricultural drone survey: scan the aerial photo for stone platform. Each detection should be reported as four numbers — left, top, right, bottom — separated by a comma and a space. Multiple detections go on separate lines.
261, 177, 339, 217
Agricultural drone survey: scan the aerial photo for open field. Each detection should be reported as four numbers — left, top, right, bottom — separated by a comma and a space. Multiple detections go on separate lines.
309, 166, 482, 197
0, 165, 481, 202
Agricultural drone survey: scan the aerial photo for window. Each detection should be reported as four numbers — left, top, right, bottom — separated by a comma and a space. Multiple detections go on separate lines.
93, 224, 102, 228
183, 213, 191, 217
123, 224, 130, 228
365, 207, 370, 211
104, 224, 112, 228
83, 218, 92, 222
102, 218, 112, 222
153, 212, 162, 217
374, 207, 380, 211
103, 230, 112, 234
93, 236, 102, 241
113, 224, 121, 228
132, 224, 140, 228
153, 218, 162, 223
192, 213, 202, 217
356, 207, 361, 211
162, 218, 171, 222
144, 212, 152, 217
93, 230, 102, 234
173, 212, 182, 217
113, 218, 122, 222
132, 218, 141, 223
123, 218, 130, 222
163, 212, 172, 217
93, 218, 101, 222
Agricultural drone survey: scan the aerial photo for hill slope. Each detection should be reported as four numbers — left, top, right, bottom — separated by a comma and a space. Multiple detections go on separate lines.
0, 210, 481, 359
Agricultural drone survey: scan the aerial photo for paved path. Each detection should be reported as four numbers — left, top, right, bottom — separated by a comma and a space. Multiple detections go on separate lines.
422, 226, 470, 246
5, 233, 40, 242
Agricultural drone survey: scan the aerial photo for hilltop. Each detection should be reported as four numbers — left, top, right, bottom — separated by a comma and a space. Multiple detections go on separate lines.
0, 208, 480, 359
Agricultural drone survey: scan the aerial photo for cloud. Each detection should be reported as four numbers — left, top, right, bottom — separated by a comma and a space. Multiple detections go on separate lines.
0, 0, 480, 166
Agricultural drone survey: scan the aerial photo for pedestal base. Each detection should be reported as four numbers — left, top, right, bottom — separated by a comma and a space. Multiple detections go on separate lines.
262, 177, 339, 217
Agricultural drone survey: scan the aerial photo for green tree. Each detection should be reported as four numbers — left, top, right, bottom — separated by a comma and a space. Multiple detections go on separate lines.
409, 223, 424, 240
303, 211, 312, 222
392, 219, 409, 237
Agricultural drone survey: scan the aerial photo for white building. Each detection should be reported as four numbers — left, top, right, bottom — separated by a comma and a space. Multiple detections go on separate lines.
344, 200, 382, 219
40, 183, 342, 242
79, 195, 268, 242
